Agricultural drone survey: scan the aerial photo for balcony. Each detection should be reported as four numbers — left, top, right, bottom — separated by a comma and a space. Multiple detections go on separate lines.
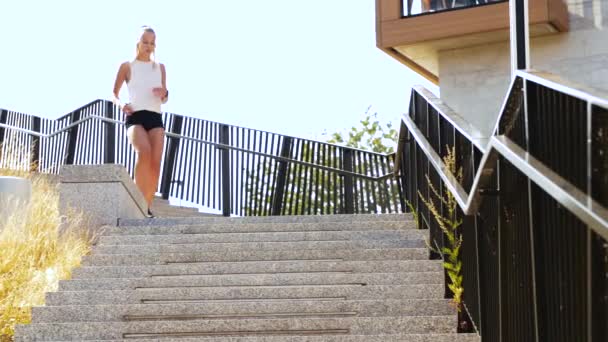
376, 0, 569, 83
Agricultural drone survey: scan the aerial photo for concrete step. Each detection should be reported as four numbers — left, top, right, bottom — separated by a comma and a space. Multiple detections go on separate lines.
58, 272, 444, 291
101, 220, 417, 236
32, 299, 456, 323
15, 316, 456, 340
26, 334, 480, 342
90, 240, 426, 255
45, 284, 445, 306
82, 248, 431, 266
96, 230, 426, 246
118, 213, 411, 227
70, 260, 442, 279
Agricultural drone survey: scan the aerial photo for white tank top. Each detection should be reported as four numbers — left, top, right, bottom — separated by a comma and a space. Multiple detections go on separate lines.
127, 60, 163, 114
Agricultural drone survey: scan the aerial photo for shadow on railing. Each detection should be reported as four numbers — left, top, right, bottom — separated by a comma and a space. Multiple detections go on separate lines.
396, 70, 608, 341
402, 0, 506, 17
0, 101, 403, 217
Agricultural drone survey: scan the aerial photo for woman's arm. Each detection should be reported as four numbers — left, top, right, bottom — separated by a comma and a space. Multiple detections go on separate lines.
112, 62, 132, 112
160, 63, 168, 104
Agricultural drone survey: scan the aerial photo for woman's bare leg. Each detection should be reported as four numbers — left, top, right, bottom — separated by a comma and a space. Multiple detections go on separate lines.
127, 125, 153, 205
147, 127, 165, 205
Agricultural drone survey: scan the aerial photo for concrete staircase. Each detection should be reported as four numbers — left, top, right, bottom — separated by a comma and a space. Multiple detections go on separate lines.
15, 214, 480, 341
148, 196, 216, 218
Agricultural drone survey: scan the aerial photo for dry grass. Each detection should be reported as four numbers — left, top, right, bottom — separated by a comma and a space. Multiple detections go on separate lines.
0, 155, 93, 339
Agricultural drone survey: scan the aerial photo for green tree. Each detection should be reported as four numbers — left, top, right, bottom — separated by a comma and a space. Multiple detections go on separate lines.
326, 106, 398, 153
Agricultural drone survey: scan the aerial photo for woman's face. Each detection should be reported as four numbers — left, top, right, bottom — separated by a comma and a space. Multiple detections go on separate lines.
138, 31, 156, 56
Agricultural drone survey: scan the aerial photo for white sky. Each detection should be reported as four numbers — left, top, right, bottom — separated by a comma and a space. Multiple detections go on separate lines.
0, 0, 437, 141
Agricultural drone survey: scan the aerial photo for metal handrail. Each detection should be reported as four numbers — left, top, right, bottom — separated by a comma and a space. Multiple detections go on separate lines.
398, 69, 608, 240
0, 115, 394, 182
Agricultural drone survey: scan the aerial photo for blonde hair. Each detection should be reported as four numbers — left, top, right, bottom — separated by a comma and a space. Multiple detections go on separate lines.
135, 25, 157, 68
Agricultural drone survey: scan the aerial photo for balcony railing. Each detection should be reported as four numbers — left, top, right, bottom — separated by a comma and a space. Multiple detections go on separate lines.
396, 70, 608, 341
402, 0, 507, 17
0, 102, 403, 217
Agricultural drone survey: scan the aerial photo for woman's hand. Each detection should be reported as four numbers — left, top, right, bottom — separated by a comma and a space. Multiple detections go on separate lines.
123, 103, 134, 115
153, 87, 168, 99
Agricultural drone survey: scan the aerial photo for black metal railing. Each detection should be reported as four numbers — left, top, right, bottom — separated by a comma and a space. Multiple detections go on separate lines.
402, 0, 506, 17
0, 101, 403, 216
397, 70, 608, 341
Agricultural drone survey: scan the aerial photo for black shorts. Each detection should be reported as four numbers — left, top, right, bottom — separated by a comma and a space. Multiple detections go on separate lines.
125, 110, 165, 131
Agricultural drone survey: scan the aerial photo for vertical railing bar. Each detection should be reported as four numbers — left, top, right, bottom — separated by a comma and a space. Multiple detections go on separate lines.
586, 100, 593, 342
301, 141, 311, 215
185, 118, 196, 201
173, 118, 187, 200
313, 142, 321, 214
83, 106, 92, 164
230, 126, 241, 215
285, 139, 296, 215
321, 143, 329, 215
192, 119, 202, 207
190, 119, 201, 203
389, 154, 401, 213
179, 118, 191, 202
292, 139, 304, 215
66, 109, 81, 165
251, 130, 261, 215
30, 116, 41, 172
242, 128, 250, 215
271, 135, 291, 216
95, 103, 102, 164
524, 80, 540, 342
342, 149, 354, 214
220, 124, 231, 216
263, 133, 275, 216
201, 120, 210, 207
257, 131, 267, 216
246, 129, 254, 215
306, 142, 315, 215
257, 131, 265, 216
172, 116, 183, 200
215, 123, 221, 210
332, 145, 339, 214
233, 126, 239, 216
356, 151, 366, 214
374, 153, 388, 213
238, 127, 245, 215
365, 152, 378, 213
212, 122, 218, 209
379, 155, 392, 213
104, 101, 116, 164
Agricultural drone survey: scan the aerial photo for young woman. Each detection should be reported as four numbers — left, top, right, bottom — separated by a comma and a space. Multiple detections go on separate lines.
112, 25, 168, 217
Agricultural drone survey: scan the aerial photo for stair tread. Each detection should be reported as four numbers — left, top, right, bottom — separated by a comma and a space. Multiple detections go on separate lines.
91, 240, 427, 256
82, 248, 431, 266
102, 221, 417, 235
58, 271, 444, 291
15, 316, 457, 340
71, 260, 441, 279
45, 284, 445, 305
96, 230, 426, 245
118, 214, 412, 227
32, 299, 456, 323
28, 334, 480, 342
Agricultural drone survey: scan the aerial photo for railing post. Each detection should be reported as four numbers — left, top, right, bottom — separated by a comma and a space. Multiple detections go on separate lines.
343, 149, 355, 214
0, 109, 8, 158
65, 110, 81, 165
31, 116, 41, 171
104, 101, 116, 164
160, 114, 183, 200
219, 124, 231, 217
271, 136, 293, 216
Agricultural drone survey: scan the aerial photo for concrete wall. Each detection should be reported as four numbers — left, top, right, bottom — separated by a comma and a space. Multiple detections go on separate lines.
438, 0, 608, 135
